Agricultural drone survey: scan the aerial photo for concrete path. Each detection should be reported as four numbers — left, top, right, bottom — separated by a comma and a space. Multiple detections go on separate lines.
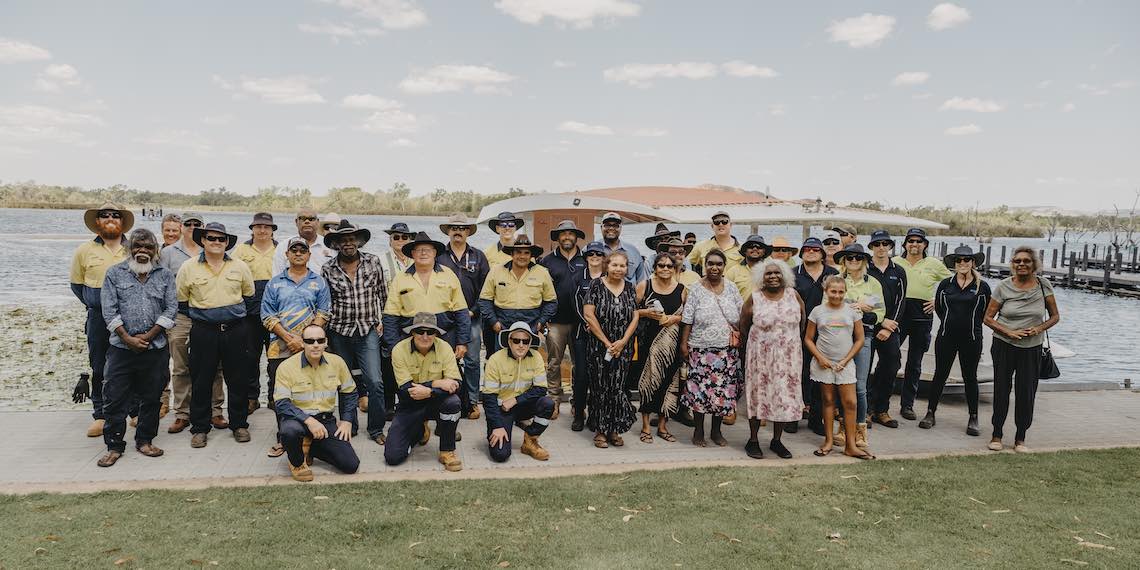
2, 390, 1138, 494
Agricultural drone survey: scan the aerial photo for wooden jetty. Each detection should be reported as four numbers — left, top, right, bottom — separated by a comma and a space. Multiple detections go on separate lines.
929, 241, 1140, 297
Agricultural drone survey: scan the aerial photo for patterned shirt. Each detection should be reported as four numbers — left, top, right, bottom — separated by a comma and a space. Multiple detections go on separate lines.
321, 252, 388, 337
261, 269, 332, 359
681, 281, 743, 349
100, 261, 178, 350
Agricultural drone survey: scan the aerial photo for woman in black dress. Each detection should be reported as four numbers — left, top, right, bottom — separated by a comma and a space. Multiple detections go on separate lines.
582, 251, 640, 448
634, 252, 686, 443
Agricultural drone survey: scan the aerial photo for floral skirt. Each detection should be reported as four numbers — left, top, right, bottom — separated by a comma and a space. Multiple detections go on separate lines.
680, 347, 741, 417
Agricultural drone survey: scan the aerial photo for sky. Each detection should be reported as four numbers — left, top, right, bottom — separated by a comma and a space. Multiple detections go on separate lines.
0, 0, 1137, 212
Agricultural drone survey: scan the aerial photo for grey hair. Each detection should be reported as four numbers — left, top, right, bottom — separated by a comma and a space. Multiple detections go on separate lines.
126, 228, 159, 252
751, 258, 795, 291
1010, 245, 1040, 273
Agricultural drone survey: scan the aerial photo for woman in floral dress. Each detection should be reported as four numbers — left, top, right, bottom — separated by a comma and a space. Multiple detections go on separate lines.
740, 259, 805, 460
582, 251, 640, 448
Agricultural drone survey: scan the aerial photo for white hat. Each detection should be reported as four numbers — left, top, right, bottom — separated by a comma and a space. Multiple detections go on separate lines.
601, 212, 622, 224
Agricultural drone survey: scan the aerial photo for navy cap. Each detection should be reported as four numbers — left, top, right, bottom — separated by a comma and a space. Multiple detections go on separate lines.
868, 229, 895, 246
905, 227, 928, 241
800, 237, 824, 255
584, 241, 606, 255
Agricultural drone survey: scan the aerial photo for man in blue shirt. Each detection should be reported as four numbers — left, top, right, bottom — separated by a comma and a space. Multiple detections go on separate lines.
97, 229, 178, 467
599, 212, 647, 282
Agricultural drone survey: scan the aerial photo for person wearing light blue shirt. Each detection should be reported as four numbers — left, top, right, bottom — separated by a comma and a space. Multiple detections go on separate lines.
599, 212, 647, 283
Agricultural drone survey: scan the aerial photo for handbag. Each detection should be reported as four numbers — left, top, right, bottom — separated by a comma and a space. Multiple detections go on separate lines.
1037, 278, 1060, 379
712, 288, 741, 348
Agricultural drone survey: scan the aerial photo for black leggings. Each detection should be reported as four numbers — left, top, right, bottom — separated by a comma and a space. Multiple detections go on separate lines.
990, 338, 1041, 441
927, 334, 982, 415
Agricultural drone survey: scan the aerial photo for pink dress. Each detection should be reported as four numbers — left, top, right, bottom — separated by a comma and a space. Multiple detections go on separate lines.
744, 289, 803, 422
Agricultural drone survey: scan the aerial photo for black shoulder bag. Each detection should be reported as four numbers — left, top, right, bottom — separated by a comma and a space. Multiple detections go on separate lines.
1037, 278, 1060, 379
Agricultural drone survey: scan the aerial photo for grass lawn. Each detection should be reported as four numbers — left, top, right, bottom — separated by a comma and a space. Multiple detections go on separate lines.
2, 448, 1138, 569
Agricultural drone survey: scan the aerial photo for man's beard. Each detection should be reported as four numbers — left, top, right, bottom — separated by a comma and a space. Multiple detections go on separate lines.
129, 255, 155, 274
98, 227, 122, 241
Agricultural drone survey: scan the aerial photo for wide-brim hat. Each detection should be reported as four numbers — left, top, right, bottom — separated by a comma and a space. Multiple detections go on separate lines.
831, 223, 857, 236
401, 311, 446, 335
644, 223, 681, 249
84, 202, 135, 234
440, 213, 478, 236
487, 211, 525, 232
323, 219, 371, 249
769, 236, 796, 252
501, 234, 543, 257
383, 222, 413, 236
655, 237, 694, 254
192, 222, 238, 250
318, 213, 343, 235
401, 231, 447, 257
741, 234, 772, 256
550, 219, 586, 242
498, 321, 541, 350
943, 246, 985, 269
834, 243, 871, 264
249, 212, 277, 230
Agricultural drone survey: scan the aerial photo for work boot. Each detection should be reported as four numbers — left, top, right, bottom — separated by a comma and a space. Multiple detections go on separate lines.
833, 420, 846, 447
521, 433, 549, 461
418, 421, 431, 446
900, 407, 917, 421
918, 410, 936, 429
86, 419, 105, 438
302, 436, 314, 466
247, 399, 260, 415
290, 463, 314, 482
873, 412, 899, 428
571, 411, 585, 432
159, 401, 169, 419
211, 415, 229, 429
856, 424, 869, 449
233, 428, 251, 443
190, 433, 208, 448
168, 418, 189, 433
467, 406, 481, 420
549, 402, 559, 421
438, 451, 463, 472
966, 414, 980, 436
784, 421, 798, 434
358, 395, 369, 413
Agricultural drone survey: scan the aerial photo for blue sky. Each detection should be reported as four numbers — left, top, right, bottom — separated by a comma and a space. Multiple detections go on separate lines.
0, 0, 1136, 211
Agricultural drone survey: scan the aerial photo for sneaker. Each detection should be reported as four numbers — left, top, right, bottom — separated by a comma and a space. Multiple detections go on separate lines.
86, 419, 105, 438
190, 433, 208, 448
1014, 442, 1030, 453
987, 439, 1003, 451
233, 428, 251, 443
873, 412, 899, 429
900, 407, 917, 421
290, 463, 314, 482
438, 451, 463, 472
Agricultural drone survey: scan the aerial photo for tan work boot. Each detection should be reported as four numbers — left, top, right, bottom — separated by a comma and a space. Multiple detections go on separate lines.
833, 420, 846, 447
87, 419, 105, 437
159, 401, 169, 419
467, 406, 481, 420
290, 463, 314, 482
549, 402, 560, 421
438, 451, 463, 472
856, 424, 869, 449
358, 395, 368, 413
521, 433, 549, 461
301, 436, 314, 466
418, 421, 431, 446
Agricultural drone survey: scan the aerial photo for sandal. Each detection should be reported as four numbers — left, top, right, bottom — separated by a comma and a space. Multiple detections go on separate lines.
97, 451, 122, 467
656, 430, 677, 442
845, 450, 875, 460
267, 443, 285, 458
639, 430, 653, 443
813, 446, 833, 457
593, 434, 609, 449
609, 433, 624, 447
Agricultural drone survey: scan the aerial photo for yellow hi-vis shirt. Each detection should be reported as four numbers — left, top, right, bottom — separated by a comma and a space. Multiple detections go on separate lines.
70, 238, 127, 289
273, 352, 355, 415
676, 269, 700, 287
384, 265, 467, 317
844, 273, 886, 325
392, 336, 461, 386
725, 261, 757, 298
484, 243, 512, 266
175, 254, 255, 322
479, 263, 556, 309
232, 241, 276, 281
482, 348, 547, 402
892, 255, 953, 301
687, 236, 742, 268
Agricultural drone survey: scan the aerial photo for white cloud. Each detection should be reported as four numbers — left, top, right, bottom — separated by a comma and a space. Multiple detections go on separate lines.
495, 0, 641, 28
944, 124, 982, 136
342, 93, 403, 110
940, 97, 1003, 112
1061, 102, 1076, 113
631, 128, 668, 137
769, 104, 786, 117
216, 75, 326, 104
388, 137, 418, 148
928, 3, 971, 30
557, 120, 614, 136
35, 63, 83, 92
721, 60, 778, 78
318, 0, 427, 29
0, 38, 52, 63
826, 13, 895, 48
0, 104, 104, 144
136, 129, 213, 155
297, 22, 384, 42
892, 71, 930, 86
552, 60, 575, 69
603, 62, 718, 88
355, 108, 419, 133
399, 64, 515, 94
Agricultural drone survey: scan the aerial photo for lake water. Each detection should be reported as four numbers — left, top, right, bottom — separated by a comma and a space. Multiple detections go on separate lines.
3, 207, 1137, 384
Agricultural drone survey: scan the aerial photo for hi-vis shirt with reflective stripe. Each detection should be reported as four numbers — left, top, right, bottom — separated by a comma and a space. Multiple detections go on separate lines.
392, 336, 461, 386
175, 254, 255, 323
479, 263, 556, 310
273, 352, 355, 415
482, 348, 547, 402
384, 265, 467, 317
70, 238, 128, 307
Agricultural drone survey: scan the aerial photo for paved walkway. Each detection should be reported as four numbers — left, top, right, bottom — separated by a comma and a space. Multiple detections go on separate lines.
2, 390, 1138, 494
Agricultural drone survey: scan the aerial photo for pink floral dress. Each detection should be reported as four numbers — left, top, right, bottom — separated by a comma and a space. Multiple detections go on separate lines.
744, 289, 803, 422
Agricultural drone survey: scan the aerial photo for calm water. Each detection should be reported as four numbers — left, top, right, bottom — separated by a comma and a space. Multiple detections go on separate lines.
3, 207, 1137, 383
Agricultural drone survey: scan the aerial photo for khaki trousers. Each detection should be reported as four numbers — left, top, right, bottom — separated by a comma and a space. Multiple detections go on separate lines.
168, 313, 224, 419
544, 322, 574, 397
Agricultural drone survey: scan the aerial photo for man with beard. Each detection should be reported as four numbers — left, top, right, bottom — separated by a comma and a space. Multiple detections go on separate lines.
159, 212, 226, 433
866, 230, 907, 428
539, 220, 586, 416
233, 213, 278, 413
160, 214, 182, 248
598, 212, 647, 282
726, 234, 772, 298
176, 222, 256, 448
97, 228, 177, 467
321, 220, 389, 445
70, 202, 132, 437
436, 214, 490, 419
792, 237, 839, 435
892, 228, 951, 421
688, 211, 742, 271
272, 207, 334, 275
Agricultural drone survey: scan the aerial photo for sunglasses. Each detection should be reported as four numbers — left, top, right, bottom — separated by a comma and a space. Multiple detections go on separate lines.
602, 223, 621, 229
870, 241, 892, 248
822, 239, 840, 246
297, 216, 318, 222
835, 230, 852, 237
954, 258, 974, 264
1011, 258, 1033, 265
497, 222, 516, 229
585, 251, 605, 257
203, 235, 228, 243
844, 257, 863, 262
447, 225, 470, 232
801, 247, 822, 253
391, 234, 412, 241
98, 211, 122, 219
302, 337, 327, 345
509, 337, 531, 345
183, 221, 202, 228
773, 248, 797, 253
906, 238, 925, 244
288, 247, 309, 254
712, 219, 730, 226
655, 263, 675, 269
412, 328, 437, 337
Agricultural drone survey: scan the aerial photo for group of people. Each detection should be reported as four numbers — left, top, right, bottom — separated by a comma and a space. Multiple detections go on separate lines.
70, 203, 1060, 480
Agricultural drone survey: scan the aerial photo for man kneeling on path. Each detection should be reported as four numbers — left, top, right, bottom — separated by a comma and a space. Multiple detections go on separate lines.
274, 324, 360, 482
483, 322, 554, 462
383, 312, 464, 472
98, 228, 177, 467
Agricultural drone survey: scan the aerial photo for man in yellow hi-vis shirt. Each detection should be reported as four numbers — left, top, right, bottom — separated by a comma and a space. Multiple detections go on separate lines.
232, 212, 277, 413
478, 235, 557, 352
482, 322, 555, 463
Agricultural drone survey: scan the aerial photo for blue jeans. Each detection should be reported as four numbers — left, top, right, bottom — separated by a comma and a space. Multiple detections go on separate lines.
463, 316, 483, 405
328, 329, 385, 439
852, 332, 872, 424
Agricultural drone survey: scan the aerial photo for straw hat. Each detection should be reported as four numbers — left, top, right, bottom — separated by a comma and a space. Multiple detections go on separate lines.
83, 202, 134, 234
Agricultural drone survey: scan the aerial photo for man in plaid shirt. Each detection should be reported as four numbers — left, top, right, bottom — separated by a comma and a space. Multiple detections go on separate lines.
321, 220, 389, 445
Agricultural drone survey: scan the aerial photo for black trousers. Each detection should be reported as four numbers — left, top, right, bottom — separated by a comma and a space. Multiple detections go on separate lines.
85, 306, 110, 420
571, 335, 590, 416
869, 333, 902, 414
927, 333, 982, 414
188, 319, 250, 434
897, 308, 933, 410
244, 313, 269, 400
102, 346, 169, 452
279, 414, 360, 473
486, 397, 554, 463
384, 392, 461, 466
380, 352, 396, 413
990, 339, 1041, 441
